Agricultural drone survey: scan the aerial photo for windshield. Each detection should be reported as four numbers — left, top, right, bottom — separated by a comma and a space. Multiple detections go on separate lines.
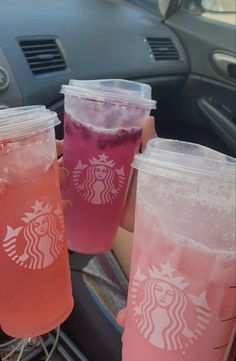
126, 0, 164, 16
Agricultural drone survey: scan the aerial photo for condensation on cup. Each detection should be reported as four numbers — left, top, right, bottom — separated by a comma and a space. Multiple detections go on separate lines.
122, 139, 236, 361
61, 79, 156, 254
0, 106, 73, 338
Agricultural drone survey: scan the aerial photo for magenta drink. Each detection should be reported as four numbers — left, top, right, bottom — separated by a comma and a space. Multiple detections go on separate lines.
63, 114, 141, 253
61, 80, 156, 253
122, 139, 236, 361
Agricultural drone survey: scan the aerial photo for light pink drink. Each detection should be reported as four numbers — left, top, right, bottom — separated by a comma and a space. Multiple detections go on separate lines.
122, 139, 236, 361
61, 80, 156, 253
0, 107, 73, 338
62, 113, 141, 253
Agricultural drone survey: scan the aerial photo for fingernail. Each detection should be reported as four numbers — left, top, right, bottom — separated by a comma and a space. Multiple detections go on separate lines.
61, 167, 70, 177
66, 199, 72, 207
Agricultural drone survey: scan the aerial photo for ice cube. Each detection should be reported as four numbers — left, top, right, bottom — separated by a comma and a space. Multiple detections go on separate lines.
0, 130, 56, 184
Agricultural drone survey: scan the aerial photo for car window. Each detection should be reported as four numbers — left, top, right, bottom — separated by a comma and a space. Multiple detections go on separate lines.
182, 0, 236, 25
201, 0, 235, 12
125, 0, 165, 17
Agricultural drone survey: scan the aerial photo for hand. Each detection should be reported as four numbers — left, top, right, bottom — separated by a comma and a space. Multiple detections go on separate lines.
120, 116, 157, 232
116, 116, 156, 328
116, 308, 126, 328
56, 140, 71, 212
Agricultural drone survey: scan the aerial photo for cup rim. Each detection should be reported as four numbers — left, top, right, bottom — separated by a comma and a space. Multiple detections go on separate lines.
61, 84, 156, 110
0, 106, 59, 141
133, 138, 236, 182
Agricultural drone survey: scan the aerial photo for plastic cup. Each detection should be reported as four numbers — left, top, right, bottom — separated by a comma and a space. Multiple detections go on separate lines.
0, 106, 73, 338
61, 79, 156, 254
122, 139, 236, 361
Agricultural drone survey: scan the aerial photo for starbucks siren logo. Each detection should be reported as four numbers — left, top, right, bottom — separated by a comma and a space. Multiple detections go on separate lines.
131, 261, 212, 354
73, 153, 126, 205
3, 201, 64, 269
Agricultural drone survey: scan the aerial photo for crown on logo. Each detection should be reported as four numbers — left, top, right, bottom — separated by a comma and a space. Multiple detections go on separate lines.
149, 262, 189, 290
21, 201, 52, 223
89, 153, 116, 168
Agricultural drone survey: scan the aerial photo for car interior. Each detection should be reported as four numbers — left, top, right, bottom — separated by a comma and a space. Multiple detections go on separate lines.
0, 0, 235, 360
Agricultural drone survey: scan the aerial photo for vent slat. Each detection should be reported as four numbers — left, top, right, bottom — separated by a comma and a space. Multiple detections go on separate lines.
29, 60, 65, 67
23, 49, 60, 56
19, 38, 67, 75
151, 50, 178, 53
146, 37, 179, 62
32, 64, 66, 71
152, 54, 179, 57
152, 54, 178, 56
27, 54, 62, 61
21, 44, 57, 49
150, 45, 177, 48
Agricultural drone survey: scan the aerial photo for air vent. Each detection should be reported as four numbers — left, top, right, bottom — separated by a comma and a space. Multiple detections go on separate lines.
19, 38, 67, 75
146, 37, 179, 61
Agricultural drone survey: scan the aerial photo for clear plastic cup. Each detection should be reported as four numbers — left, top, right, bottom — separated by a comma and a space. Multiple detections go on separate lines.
0, 106, 73, 338
61, 79, 156, 254
122, 139, 236, 361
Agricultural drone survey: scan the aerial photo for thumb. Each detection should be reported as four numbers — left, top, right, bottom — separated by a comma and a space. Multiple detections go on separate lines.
116, 308, 127, 328
141, 116, 157, 152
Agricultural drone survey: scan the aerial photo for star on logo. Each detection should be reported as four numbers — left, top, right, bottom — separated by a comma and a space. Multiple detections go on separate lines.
99, 154, 109, 162
89, 153, 116, 167
116, 166, 125, 176
74, 160, 88, 171
134, 266, 147, 282
3, 226, 22, 243
54, 204, 63, 216
160, 261, 175, 278
32, 200, 44, 212
188, 292, 211, 310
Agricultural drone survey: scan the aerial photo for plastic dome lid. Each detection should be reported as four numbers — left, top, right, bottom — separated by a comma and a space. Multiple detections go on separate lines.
134, 138, 236, 181
61, 79, 156, 109
0, 106, 59, 141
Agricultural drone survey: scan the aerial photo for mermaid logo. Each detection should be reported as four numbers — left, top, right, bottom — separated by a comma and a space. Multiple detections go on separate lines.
73, 153, 125, 205
131, 262, 212, 354
3, 201, 64, 269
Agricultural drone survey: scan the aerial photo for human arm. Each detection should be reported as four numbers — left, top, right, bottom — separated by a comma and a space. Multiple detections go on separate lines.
113, 116, 157, 277
56, 140, 71, 212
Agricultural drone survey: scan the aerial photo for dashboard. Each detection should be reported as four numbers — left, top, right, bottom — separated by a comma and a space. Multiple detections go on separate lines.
0, 0, 189, 115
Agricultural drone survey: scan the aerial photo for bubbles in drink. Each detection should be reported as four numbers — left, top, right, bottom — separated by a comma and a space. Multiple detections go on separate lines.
62, 112, 142, 253
0, 130, 56, 184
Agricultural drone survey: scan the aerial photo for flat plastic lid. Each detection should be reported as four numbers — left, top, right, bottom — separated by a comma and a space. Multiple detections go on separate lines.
0, 105, 59, 141
61, 79, 156, 109
133, 138, 236, 181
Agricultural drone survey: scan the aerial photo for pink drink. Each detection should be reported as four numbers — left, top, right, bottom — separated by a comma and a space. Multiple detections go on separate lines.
0, 108, 73, 338
123, 206, 236, 361
122, 139, 236, 361
61, 79, 156, 254
62, 113, 141, 253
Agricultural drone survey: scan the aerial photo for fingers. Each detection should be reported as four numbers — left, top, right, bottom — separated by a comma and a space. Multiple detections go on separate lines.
59, 168, 71, 213
62, 199, 72, 213
56, 140, 70, 213
116, 308, 126, 328
58, 157, 63, 167
56, 139, 64, 158
141, 116, 157, 152
59, 167, 69, 185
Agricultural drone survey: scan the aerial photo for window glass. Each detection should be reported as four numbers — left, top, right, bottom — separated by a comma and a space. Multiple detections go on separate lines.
202, 0, 235, 12
182, 0, 236, 25
126, 0, 165, 17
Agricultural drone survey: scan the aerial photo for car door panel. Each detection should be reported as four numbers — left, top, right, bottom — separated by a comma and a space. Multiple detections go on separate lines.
161, 7, 236, 156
